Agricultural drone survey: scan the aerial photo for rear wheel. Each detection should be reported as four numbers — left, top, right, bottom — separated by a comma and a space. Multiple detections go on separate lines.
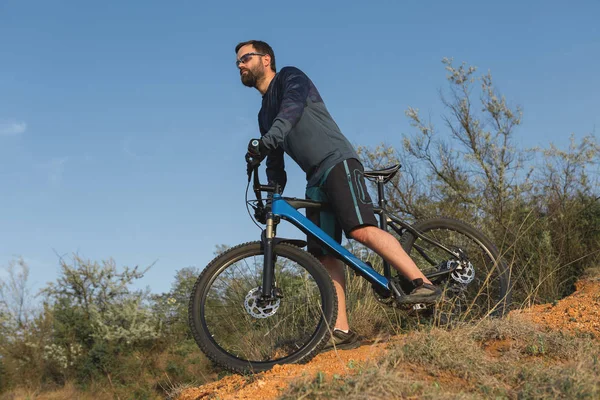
188, 242, 337, 373
401, 218, 511, 322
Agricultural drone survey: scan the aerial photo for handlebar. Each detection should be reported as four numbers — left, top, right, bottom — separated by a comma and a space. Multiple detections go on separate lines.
245, 158, 329, 225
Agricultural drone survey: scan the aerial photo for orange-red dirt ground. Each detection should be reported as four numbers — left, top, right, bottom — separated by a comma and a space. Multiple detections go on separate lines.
178, 277, 600, 400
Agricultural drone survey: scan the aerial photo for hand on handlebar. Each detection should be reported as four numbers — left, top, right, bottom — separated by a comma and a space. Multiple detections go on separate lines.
247, 138, 265, 158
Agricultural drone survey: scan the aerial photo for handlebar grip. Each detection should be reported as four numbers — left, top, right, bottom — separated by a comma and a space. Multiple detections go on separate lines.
249, 139, 261, 154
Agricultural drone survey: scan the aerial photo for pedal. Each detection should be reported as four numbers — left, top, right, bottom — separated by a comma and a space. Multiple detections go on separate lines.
412, 303, 427, 310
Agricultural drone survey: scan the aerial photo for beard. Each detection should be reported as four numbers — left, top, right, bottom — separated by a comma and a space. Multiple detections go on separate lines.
240, 66, 262, 88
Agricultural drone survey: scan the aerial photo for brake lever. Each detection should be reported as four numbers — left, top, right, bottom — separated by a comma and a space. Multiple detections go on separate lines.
245, 154, 255, 182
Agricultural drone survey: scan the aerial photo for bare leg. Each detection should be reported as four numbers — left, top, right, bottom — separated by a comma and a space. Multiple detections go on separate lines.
350, 225, 432, 285
318, 254, 349, 331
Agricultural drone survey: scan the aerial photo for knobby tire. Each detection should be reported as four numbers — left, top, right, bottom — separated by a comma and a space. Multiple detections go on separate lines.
188, 242, 337, 374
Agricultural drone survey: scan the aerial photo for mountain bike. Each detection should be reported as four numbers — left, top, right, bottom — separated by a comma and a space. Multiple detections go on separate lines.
188, 155, 511, 374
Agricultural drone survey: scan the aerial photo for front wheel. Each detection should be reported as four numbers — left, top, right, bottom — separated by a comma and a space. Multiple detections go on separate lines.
401, 218, 511, 322
188, 241, 337, 374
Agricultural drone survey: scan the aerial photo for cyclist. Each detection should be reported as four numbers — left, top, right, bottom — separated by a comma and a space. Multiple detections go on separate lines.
236, 40, 441, 350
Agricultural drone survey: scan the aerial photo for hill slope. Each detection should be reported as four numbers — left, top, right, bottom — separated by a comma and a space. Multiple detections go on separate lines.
177, 276, 600, 400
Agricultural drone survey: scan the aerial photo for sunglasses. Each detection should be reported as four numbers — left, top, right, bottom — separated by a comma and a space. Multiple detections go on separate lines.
236, 52, 265, 67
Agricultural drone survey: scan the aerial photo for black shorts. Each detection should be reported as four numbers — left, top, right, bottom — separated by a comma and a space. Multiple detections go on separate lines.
305, 158, 378, 258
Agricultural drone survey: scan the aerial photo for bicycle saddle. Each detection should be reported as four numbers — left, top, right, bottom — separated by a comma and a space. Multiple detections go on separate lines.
363, 164, 401, 183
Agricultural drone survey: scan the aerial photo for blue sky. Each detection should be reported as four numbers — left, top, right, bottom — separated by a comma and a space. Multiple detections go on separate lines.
1, 0, 598, 297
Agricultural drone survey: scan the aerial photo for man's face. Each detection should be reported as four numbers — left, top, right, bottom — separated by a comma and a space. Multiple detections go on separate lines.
236, 44, 266, 88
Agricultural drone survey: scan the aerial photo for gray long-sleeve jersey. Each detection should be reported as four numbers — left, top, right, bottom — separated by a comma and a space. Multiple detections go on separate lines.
258, 66, 360, 191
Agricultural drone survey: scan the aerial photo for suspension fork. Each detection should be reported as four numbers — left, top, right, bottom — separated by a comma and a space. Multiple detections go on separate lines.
261, 212, 276, 299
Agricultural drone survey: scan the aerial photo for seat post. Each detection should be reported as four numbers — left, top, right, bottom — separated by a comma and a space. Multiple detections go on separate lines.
377, 176, 386, 211
376, 176, 392, 280
376, 176, 387, 231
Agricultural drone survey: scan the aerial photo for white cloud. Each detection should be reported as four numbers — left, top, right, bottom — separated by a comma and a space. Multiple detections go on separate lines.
0, 120, 27, 136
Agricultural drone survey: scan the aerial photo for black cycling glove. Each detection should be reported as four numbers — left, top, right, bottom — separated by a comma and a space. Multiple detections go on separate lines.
246, 138, 268, 160
245, 138, 268, 175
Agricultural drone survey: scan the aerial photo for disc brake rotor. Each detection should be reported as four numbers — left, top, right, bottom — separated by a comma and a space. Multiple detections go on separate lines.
451, 261, 475, 284
244, 287, 280, 319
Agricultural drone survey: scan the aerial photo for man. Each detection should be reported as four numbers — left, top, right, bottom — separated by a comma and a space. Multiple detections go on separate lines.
236, 40, 441, 350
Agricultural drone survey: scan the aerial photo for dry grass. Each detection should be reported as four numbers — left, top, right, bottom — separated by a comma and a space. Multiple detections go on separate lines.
0, 381, 116, 400
280, 317, 600, 399
345, 271, 405, 338
0, 340, 214, 400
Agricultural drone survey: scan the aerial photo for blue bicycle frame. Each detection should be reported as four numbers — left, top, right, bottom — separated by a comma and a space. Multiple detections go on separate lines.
247, 160, 458, 303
